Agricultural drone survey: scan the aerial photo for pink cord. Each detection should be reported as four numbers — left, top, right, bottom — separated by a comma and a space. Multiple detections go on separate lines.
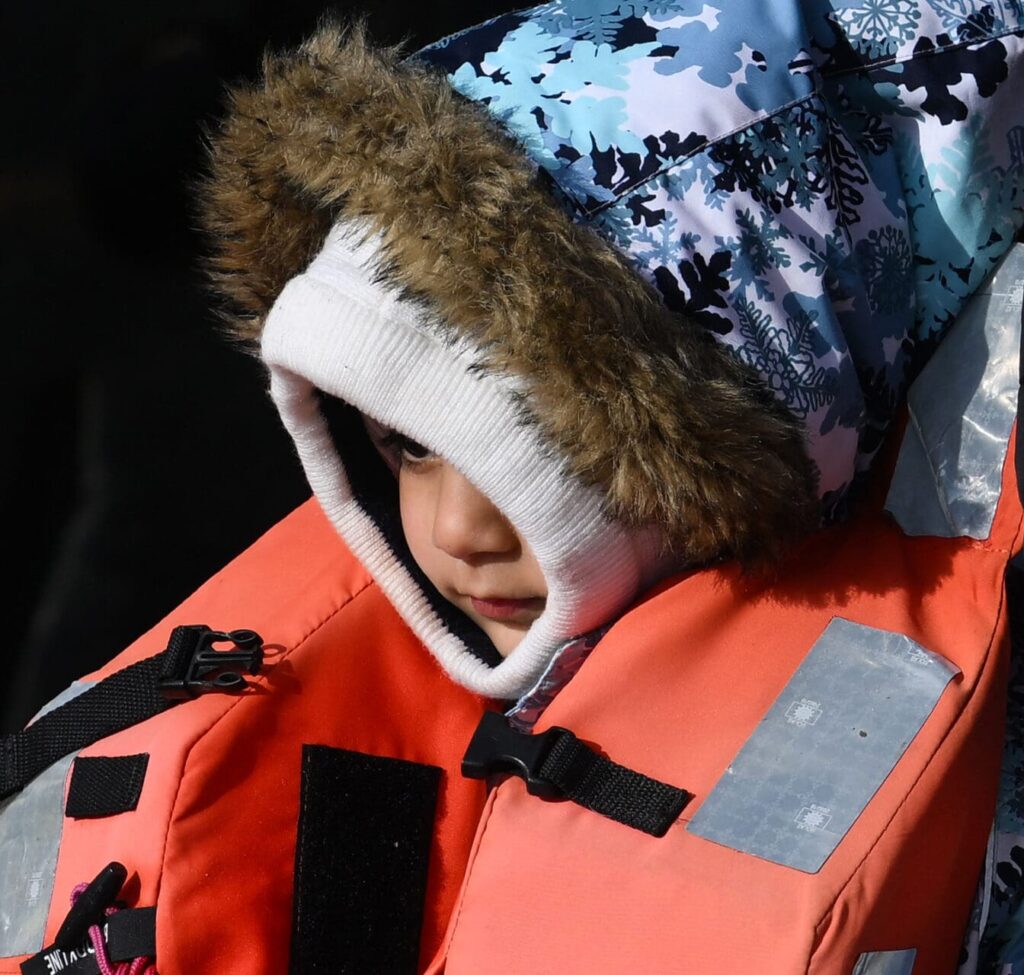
68, 884, 158, 975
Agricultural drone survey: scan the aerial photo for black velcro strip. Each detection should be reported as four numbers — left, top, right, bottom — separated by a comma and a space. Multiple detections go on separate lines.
21, 907, 156, 975
539, 733, 692, 837
289, 745, 441, 975
106, 905, 156, 959
66, 754, 150, 818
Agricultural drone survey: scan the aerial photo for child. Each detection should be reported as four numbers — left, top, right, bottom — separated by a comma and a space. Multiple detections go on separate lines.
2, 2, 1022, 973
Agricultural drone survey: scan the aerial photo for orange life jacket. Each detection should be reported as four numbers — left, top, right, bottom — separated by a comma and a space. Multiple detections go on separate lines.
0, 500, 490, 975
427, 435, 1023, 973
2, 444, 1019, 975
2, 336, 1021, 975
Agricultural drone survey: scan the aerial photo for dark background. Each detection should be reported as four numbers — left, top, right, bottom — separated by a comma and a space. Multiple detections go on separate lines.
1, 2, 520, 731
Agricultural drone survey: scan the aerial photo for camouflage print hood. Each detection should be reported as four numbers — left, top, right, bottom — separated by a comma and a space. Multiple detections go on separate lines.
199, 2, 1023, 694
417, 0, 1024, 513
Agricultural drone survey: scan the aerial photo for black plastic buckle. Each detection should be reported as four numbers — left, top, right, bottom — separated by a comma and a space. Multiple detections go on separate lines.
158, 625, 263, 700
461, 710, 574, 799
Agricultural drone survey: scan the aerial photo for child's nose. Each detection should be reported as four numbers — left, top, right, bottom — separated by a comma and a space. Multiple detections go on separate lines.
432, 464, 519, 561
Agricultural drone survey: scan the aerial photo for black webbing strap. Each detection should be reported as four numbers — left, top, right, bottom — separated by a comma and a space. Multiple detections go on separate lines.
0, 625, 262, 802
21, 907, 157, 975
462, 711, 692, 837
0, 655, 171, 803
538, 729, 692, 837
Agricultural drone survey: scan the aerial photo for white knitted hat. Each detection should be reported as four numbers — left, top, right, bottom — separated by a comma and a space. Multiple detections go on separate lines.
261, 223, 674, 699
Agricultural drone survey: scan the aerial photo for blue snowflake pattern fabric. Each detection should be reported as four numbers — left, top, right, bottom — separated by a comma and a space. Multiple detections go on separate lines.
418, 0, 1024, 515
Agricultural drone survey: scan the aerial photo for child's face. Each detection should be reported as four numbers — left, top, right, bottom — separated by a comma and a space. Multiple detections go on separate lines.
364, 418, 548, 657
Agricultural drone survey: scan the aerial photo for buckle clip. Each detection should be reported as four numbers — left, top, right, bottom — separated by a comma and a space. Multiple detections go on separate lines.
461, 711, 573, 799
158, 625, 263, 700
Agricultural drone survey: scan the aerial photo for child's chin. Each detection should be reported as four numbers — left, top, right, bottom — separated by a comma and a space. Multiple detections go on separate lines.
480, 619, 536, 658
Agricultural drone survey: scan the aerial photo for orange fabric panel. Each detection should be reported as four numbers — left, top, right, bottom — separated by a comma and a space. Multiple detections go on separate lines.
11, 500, 488, 975
5, 435, 1020, 975
157, 580, 487, 975
435, 475, 1023, 973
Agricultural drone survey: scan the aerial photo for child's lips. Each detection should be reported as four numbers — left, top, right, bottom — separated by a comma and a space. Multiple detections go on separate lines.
468, 595, 546, 622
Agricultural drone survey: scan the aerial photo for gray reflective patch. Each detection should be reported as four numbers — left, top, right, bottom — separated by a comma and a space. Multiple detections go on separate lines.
886, 243, 1024, 539
0, 682, 92, 956
852, 948, 917, 975
687, 619, 957, 873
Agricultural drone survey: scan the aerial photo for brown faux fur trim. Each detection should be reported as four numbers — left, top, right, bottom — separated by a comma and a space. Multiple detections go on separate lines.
199, 22, 818, 564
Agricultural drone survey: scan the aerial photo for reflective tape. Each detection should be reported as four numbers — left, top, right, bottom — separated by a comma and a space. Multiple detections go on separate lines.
0, 682, 92, 957
687, 619, 957, 872
851, 948, 917, 975
886, 243, 1024, 539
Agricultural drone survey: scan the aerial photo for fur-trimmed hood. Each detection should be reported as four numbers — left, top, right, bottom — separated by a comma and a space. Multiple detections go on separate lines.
197, 1, 1024, 694
200, 23, 818, 567
198, 19, 828, 697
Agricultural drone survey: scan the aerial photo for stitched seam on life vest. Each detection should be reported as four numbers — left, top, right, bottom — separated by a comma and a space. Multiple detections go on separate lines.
974, 421, 1022, 556
806, 581, 1008, 972
153, 574, 378, 911
984, 491, 1024, 558
434, 785, 501, 965
1013, 504, 1024, 558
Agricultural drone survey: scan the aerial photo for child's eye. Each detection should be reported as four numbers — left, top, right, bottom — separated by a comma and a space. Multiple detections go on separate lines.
380, 431, 434, 466
398, 436, 433, 465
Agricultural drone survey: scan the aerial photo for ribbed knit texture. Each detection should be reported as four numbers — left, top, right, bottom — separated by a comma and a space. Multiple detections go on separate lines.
262, 225, 675, 698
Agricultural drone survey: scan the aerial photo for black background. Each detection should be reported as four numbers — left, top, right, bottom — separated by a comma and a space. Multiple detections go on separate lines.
2, 2, 521, 730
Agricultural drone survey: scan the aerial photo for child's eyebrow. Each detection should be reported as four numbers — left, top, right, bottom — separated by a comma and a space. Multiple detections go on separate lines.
375, 429, 404, 450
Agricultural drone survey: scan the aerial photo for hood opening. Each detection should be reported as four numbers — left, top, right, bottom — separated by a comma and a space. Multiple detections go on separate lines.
260, 225, 688, 698
317, 390, 504, 668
